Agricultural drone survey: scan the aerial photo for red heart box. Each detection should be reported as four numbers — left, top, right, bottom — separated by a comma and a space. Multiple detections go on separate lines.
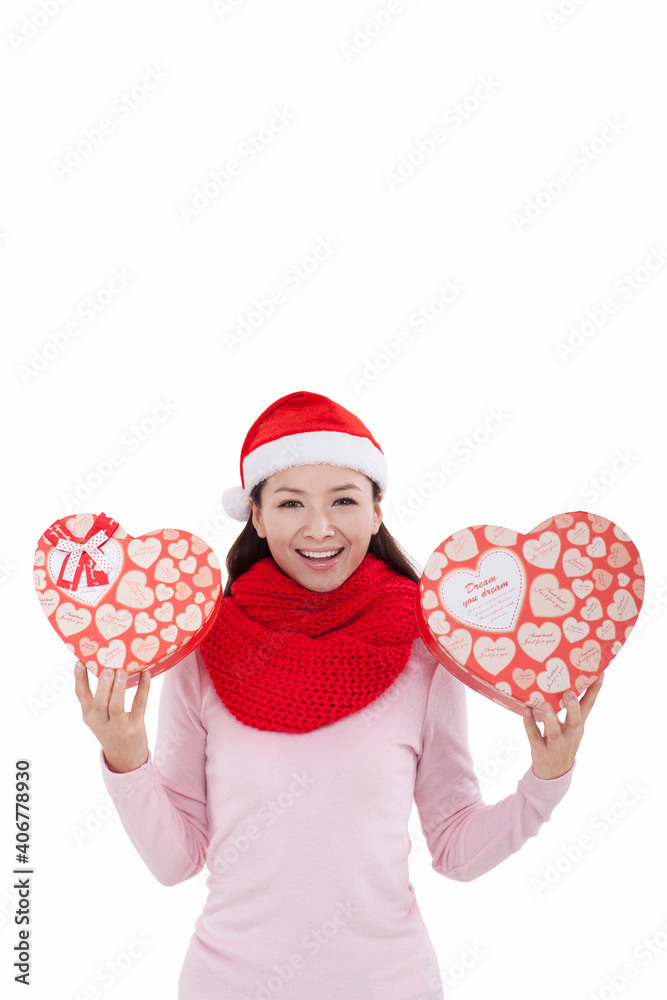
33, 512, 223, 687
416, 511, 645, 714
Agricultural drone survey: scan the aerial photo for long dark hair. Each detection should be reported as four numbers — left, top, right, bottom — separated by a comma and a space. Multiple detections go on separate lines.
223, 476, 420, 597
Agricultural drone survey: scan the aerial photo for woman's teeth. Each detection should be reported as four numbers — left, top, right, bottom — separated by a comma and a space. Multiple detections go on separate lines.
298, 549, 342, 560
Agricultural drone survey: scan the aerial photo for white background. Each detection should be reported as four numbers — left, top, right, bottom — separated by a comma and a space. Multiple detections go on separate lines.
2, 1, 666, 998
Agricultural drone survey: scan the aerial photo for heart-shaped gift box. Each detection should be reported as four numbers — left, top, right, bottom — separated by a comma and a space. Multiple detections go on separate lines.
416, 511, 644, 714
33, 512, 223, 687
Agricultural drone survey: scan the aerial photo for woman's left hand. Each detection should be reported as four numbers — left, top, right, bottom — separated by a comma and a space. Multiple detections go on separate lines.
522, 675, 604, 779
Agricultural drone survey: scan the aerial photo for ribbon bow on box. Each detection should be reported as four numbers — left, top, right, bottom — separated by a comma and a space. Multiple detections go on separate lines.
43, 512, 118, 592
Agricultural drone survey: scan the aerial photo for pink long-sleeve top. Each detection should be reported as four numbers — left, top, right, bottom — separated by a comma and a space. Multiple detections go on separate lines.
100, 636, 575, 1000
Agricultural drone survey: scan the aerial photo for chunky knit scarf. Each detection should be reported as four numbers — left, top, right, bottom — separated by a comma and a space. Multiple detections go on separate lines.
198, 553, 419, 733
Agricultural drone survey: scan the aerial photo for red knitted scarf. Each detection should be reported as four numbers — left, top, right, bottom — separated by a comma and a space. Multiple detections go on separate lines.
198, 552, 419, 733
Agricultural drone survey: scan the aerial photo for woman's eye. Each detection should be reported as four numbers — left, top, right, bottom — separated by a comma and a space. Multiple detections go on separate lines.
278, 497, 357, 508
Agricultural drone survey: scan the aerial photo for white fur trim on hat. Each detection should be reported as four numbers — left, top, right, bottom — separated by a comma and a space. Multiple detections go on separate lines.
221, 486, 252, 522
242, 430, 388, 496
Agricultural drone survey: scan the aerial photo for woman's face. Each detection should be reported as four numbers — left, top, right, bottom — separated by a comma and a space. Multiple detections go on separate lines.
249, 464, 383, 592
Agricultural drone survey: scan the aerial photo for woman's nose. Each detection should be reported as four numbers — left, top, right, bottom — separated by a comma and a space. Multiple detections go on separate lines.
303, 509, 335, 538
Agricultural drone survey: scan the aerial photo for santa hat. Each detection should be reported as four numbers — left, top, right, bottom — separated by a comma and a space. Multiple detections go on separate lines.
221, 390, 388, 521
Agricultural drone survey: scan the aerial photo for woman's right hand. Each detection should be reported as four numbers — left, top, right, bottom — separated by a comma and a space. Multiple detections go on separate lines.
74, 662, 151, 773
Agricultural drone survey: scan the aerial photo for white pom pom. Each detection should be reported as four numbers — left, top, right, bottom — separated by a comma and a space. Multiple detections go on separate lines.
221, 486, 251, 521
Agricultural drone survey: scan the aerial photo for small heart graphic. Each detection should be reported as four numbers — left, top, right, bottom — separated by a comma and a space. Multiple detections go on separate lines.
179, 556, 197, 574
128, 537, 162, 568
175, 581, 193, 601
79, 636, 99, 656
116, 571, 154, 609
608, 543, 631, 568
95, 604, 133, 640
607, 589, 638, 622
592, 569, 613, 591
596, 620, 616, 641
56, 603, 92, 637
134, 612, 157, 634
193, 565, 214, 588
97, 640, 126, 669
572, 578, 594, 599
168, 539, 189, 560
438, 629, 472, 665
131, 636, 160, 663
562, 548, 593, 578
176, 604, 203, 632
523, 532, 560, 569
567, 522, 590, 546
513, 668, 536, 690
581, 597, 604, 621
537, 658, 570, 693
445, 529, 478, 562
424, 552, 448, 580
473, 637, 516, 676
570, 640, 602, 674
484, 525, 518, 546
425, 610, 447, 635
517, 623, 561, 663
529, 574, 575, 617
155, 584, 174, 601
155, 558, 180, 583
421, 590, 438, 610
563, 617, 590, 642
587, 537, 606, 558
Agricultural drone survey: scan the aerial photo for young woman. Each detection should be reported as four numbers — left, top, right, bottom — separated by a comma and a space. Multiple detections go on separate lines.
75, 390, 602, 1000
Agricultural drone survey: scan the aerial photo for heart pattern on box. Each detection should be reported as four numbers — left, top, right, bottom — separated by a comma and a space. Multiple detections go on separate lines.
33, 512, 223, 687
416, 512, 644, 714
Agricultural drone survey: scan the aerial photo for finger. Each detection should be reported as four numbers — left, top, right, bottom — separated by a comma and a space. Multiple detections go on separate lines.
539, 702, 564, 742
91, 667, 115, 717
578, 674, 604, 724
522, 706, 545, 748
561, 691, 582, 731
129, 669, 151, 721
108, 669, 128, 717
73, 661, 94, 715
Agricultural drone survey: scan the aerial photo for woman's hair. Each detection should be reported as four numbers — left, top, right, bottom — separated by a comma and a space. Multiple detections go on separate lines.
223, 476, 420, 596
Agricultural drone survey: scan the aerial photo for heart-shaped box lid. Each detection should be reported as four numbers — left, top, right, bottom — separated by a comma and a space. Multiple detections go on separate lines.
416, 511, 644, 714
33, 511, 223, 686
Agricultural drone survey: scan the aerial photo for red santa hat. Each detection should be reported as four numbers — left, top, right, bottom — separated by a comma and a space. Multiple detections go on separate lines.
221, 390, 388, 521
